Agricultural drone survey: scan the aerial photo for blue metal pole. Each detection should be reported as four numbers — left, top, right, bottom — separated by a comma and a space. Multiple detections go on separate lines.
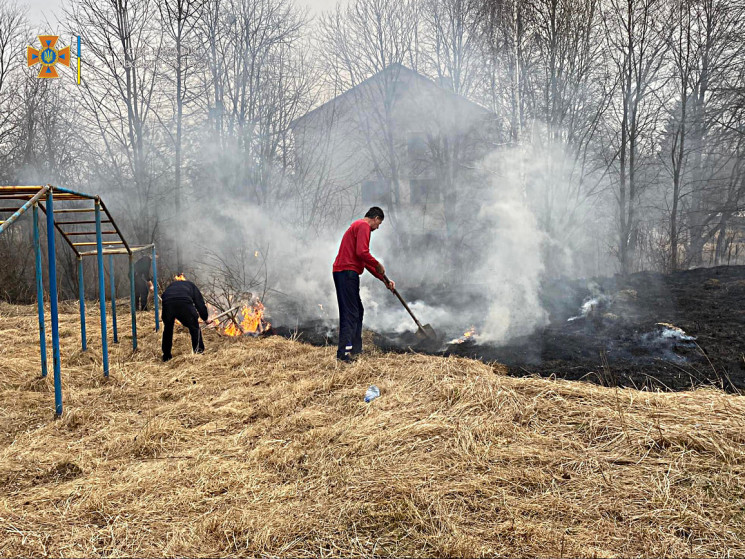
109, 253, 118, 343
78, 257, 87, 351
152, 245, 159, 332
52, 185, 98, 199
45, 190, 62, 416
129, 254, 137, 351
95, 200, 109, 376
32, 204, 47, 378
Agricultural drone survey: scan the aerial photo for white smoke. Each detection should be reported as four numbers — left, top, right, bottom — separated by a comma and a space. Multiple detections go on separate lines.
362, 285, 451, 334
363, 147, 552, 343
470, 150, 549, 343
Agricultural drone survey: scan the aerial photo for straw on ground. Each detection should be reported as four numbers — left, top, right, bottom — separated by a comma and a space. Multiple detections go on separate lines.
1, 301, 744, 557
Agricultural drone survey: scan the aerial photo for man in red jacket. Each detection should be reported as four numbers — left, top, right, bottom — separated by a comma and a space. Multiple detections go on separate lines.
333, 206, 395, 362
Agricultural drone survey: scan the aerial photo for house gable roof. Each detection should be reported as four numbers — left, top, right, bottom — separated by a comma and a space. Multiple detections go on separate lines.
290, 63, 494, 129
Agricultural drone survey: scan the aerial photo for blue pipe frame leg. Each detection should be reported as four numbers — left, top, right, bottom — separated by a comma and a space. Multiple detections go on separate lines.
78, 257, 87, 351
109, 254, 118, 343
32, 204, 48, 378
95, 200, 110, 377
152, 245, 159, 332
129, 254, 137, 351
45, 191, 62, 416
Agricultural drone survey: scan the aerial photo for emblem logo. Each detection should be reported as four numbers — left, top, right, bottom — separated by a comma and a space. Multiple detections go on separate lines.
27, 35, 71, 79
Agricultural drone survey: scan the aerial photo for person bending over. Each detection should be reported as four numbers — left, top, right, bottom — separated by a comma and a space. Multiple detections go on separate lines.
161, 276, 208, 362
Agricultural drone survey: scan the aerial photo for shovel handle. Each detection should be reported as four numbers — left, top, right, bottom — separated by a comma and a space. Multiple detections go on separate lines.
383, 275, 425, 330
200, 305, 241, 329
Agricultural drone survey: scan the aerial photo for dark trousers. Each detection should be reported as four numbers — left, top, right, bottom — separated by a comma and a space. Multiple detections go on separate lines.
333, 270, 363, 359
135, 278, 149, 311
161, 301, 204, 359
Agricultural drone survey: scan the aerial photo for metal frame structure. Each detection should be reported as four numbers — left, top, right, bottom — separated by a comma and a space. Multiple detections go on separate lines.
0, 185, 160, 416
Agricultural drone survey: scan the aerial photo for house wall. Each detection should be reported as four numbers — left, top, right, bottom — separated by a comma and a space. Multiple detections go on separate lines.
292, 67, 499, 238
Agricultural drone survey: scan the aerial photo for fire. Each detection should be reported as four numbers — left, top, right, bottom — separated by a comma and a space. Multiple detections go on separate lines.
448, 326, 476, 345
174, 273, 186, 281
220, 300, 270, 337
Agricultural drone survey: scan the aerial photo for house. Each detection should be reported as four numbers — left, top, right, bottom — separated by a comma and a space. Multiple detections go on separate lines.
291, 64, 499, 238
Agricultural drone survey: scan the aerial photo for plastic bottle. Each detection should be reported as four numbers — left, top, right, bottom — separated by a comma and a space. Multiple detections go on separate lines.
364, 385, 380, 403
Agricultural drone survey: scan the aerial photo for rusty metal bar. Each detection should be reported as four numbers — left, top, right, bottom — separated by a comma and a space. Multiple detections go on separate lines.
97, 199, 131, 253
0, 186, 50, 235
77, 244, 153, 257
65, 231, 118, 236
55, 220, 111, 225
72, 241, 124, 247
37, 203, 80, 257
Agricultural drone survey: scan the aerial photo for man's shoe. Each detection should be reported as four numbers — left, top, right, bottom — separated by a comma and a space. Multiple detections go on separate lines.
162, 354, 172, 362
336, 356, 352, 364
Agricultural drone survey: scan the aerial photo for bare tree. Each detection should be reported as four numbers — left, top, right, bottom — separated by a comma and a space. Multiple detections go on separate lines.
195, 0, 309, 208
420, 0, 482, 98
317, 0, 419, 235
158, 0, 205, 270
478, 0, 532, 144
65, 0, 167, 243
528, 0, 611, 272
660, 0, 698, 270
681, 0, 744, 266
0, 2, 26, 179
602, 0, 669, 275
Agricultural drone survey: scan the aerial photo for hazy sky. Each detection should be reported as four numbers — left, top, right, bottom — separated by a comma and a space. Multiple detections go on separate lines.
21, 0, 343, 26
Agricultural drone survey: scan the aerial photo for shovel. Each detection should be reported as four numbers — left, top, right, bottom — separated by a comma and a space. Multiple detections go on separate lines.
200, 305, 241, 330
383, 275, 438, 341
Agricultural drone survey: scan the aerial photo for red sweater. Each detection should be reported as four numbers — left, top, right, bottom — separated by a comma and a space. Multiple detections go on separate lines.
333, 219, 384, 280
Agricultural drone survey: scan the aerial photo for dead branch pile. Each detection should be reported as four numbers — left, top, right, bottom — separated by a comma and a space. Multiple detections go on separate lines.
1, 301, 744, 557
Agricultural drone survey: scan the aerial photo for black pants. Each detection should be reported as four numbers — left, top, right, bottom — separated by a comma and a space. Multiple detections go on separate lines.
135, 278, 149, 311
333, 270, 363, 359
161, 301, 204, 359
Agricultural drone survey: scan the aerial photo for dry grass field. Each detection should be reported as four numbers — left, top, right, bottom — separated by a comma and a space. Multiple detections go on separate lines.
1, 301, 744, 557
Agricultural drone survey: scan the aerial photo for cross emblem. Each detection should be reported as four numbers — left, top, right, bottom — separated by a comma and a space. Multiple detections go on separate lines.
27, 35, 71, 79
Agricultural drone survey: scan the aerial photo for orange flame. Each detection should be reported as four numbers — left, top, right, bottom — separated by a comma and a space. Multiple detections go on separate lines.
448, 326, 476, 345
174, 273, 186, 281
220, 301, 270, 337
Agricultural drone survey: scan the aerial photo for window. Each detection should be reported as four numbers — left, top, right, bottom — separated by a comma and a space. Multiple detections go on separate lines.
409, 179, 438, 206
407, 133, 428, 177
362, 180, 387, 203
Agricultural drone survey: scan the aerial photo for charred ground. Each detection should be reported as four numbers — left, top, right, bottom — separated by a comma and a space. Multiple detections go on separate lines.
274, 266, 745, 392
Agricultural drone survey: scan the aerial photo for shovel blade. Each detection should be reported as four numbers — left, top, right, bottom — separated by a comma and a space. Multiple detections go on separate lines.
415, 323, 438, 341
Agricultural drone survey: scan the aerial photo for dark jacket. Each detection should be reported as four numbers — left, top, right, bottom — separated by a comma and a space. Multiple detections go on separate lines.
134, 256, 152, 282
161, 280, 209, 321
